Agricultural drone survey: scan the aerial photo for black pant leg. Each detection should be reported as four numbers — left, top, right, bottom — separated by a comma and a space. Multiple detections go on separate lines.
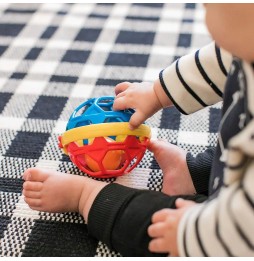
88, 183, 207, 257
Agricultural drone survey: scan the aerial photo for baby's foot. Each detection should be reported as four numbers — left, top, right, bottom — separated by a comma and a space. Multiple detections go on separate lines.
148, 140, 195, 195
22, 168, 107, 220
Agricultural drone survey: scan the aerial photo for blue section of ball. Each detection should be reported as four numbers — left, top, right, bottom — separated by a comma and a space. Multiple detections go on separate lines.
66, 96, 134, 131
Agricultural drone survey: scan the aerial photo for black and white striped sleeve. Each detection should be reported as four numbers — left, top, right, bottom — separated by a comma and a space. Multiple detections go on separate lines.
159, 42, 232, 114
177, 119, 254, 256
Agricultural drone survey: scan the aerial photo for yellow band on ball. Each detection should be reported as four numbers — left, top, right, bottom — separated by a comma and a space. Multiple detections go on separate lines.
60, 122, 151, 153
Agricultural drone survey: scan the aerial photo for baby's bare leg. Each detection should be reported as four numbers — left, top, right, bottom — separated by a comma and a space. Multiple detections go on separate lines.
22, 168, 107, 221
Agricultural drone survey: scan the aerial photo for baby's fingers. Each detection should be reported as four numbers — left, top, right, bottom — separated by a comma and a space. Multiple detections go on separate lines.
147, 222, 166, 238
151, 208, 173, 223
148, 238, 169, 253
113, 93, 132, 111
129, 110, 146, 130
115, 81, 131, 95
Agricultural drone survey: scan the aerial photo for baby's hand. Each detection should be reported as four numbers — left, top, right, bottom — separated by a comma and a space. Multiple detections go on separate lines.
148, 199, 196, 256
113, 81, 163, 130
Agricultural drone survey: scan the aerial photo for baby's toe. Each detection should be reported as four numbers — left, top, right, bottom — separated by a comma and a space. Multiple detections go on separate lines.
23, 189, 41, 199
23, 181, 43, 192
23, 168, 49, 182
24, 197, 42, 209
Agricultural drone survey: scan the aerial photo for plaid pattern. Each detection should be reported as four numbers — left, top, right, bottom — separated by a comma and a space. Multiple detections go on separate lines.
0, 3, 219, 257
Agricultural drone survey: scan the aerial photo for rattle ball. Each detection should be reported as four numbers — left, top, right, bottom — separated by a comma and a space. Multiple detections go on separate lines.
84, 137, 124, 172
58, 96, 151, 178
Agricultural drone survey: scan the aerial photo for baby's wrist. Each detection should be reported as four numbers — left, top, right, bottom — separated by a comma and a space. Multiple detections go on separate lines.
153, 78, 172, 108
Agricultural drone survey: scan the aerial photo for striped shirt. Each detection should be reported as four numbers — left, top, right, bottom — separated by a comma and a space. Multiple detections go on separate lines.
160, 41, 254, 256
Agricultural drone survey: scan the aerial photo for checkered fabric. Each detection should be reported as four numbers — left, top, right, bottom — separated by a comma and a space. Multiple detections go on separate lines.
0, 3, 220, 257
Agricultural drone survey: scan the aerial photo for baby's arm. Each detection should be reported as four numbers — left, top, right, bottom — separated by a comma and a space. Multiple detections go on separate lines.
114, 42, 232, 130
160, 41, 232, 114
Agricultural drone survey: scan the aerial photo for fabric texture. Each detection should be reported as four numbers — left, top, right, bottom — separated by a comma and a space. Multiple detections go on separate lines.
186, 147, 216, 196
0, 3, 218, 257
177, 57, 254, 257
88, 183, 207, 257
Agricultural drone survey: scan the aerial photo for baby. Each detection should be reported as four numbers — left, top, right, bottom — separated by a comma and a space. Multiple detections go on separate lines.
23, 4, 254, 256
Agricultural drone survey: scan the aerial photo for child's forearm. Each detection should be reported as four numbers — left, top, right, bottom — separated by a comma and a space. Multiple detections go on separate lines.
153, 78, 174, 109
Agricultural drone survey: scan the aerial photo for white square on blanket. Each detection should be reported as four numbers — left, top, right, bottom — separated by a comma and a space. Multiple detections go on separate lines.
29, 61, 58, 75
178, 131, 209, 146
0, 59, 20, 72
0, 116, 25, 130
16, 80, 47, 95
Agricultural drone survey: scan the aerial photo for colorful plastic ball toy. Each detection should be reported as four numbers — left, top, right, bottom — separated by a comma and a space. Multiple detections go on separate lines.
58, 96, 151, 178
